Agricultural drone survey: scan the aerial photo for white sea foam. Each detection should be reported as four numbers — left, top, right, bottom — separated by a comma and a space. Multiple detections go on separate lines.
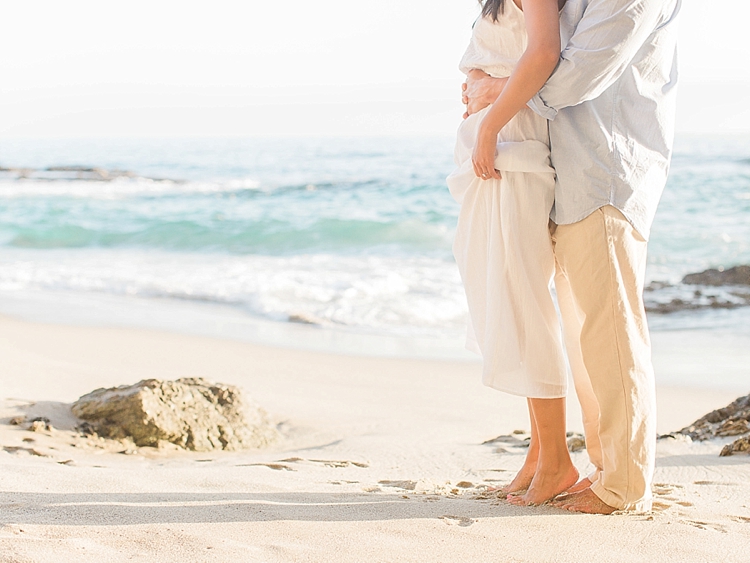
0, 249, 468, 337
0, 134, 748, 341
0, 178, 261, 199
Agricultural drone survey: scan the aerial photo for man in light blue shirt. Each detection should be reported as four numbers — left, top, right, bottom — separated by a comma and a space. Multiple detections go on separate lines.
464, 0, 681, 513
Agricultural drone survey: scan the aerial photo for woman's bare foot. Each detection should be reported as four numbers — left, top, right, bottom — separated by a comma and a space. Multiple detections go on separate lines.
549, 488, 616, 514
490, 455, 538, 498
507, 464, 579, 506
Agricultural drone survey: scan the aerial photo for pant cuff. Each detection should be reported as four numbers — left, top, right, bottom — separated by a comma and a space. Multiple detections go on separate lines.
590, 480, 652, 512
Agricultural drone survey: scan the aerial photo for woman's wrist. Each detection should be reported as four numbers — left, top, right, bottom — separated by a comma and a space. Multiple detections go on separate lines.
478, 124, 499, 142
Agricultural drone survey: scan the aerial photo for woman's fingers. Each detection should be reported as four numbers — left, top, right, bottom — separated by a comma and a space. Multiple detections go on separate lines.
472, 153, 502, 180
473, 157, 486, 179
472, 162, 502, 180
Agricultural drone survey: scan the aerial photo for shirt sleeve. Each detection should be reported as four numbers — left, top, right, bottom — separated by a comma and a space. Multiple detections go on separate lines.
528, 0, 677, 120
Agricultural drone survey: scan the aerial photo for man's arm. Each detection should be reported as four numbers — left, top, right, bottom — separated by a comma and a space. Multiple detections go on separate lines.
529, 0, 678, 119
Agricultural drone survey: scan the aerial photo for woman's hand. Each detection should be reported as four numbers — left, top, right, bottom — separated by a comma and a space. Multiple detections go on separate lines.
472, 127, 501, 180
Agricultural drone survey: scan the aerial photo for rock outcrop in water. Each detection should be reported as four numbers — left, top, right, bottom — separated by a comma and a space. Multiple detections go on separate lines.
682, 266, 750, 287
0, 165, 177, 183
72, 378, 278, 451
645, 265, 750, 314
666, 394, 750, 457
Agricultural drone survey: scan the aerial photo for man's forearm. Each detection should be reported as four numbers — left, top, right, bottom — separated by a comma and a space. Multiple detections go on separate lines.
462, 71, 508, 118
530, 0, 675, 118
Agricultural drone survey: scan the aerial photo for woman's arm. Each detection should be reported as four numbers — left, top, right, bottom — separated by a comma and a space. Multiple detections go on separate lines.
472, 0, 561, 180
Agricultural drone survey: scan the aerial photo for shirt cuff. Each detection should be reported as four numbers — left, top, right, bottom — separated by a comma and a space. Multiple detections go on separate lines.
528, 92, 558, 121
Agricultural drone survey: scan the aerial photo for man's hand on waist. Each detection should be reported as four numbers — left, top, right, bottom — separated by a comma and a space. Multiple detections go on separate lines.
462, 70, 507, 119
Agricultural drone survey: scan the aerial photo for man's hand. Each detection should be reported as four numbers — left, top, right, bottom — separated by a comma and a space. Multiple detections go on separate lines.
462, 70, 508, 119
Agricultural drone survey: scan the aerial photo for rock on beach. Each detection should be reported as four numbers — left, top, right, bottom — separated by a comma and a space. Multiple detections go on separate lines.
669, 393, 750, 456
72, 378, 278, 451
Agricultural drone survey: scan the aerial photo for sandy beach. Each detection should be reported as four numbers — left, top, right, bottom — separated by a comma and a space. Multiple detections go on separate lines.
2, 0, 749, 559
1, 314, 749, 562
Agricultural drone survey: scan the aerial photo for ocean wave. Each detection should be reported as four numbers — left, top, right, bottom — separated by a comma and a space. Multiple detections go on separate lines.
2, 217, 454, 254
1, 248, 748, 337
0, 249, 468, 337
0, 177, 261, 199
1, 134, 748, 338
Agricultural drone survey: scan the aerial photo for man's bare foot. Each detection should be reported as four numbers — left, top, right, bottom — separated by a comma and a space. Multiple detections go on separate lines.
507, 465, 579, 506
549, 488, 617, 514
563, 477, 592, 495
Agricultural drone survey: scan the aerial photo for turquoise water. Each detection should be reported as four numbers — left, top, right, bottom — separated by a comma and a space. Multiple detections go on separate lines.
0, 135, 748, 337
0, 138, 456, 256
649, 135, 750, 280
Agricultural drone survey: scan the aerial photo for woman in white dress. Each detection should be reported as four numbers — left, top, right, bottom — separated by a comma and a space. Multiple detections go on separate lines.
447, 0, 578, 505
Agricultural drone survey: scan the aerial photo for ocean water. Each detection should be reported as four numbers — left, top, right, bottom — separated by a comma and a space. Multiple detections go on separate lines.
0, 134, 749, 345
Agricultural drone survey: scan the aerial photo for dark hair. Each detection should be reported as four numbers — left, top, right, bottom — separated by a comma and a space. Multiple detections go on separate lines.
480, 0, 506, 21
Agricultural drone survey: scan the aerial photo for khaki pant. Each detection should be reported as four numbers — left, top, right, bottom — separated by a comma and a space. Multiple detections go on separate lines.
551, 206, 656, 511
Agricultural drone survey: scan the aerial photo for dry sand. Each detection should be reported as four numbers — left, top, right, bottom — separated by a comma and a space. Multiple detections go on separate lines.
1, 315, 749, 562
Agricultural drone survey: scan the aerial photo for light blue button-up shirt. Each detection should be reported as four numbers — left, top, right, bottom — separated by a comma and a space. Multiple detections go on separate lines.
528, 0, 681, 239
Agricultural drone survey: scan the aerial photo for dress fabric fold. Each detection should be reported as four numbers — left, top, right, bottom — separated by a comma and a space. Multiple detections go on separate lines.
448, 6, 568, 398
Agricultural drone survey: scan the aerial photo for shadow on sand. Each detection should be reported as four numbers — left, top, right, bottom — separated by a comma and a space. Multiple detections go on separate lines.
0, 491, 575, 526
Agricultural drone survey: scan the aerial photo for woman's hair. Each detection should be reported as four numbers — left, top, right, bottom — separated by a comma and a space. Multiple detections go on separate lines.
480, 0, 506, 21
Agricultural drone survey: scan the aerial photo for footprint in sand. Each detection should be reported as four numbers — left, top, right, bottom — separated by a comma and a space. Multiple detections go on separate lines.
280, 458, 369, 469
681, 519, 727, 533
440, 515, 475, 527
652, 483, 676, 496
238, 458, 369, 471
2, 446, 49, 457
239, 463, 296, 471
309, 459, 369, 468
650, 483, 693, 511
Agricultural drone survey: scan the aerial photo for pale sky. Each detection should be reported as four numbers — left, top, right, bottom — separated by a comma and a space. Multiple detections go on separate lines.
1, 0, 749, 138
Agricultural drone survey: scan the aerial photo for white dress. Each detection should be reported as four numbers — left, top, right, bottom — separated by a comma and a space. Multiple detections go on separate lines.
447, 2, 567, 398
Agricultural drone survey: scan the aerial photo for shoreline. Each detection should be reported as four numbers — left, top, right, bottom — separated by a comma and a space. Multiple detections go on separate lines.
0, 288, 479, 363
1, 287, 749, 391
0, 313, 744, 433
